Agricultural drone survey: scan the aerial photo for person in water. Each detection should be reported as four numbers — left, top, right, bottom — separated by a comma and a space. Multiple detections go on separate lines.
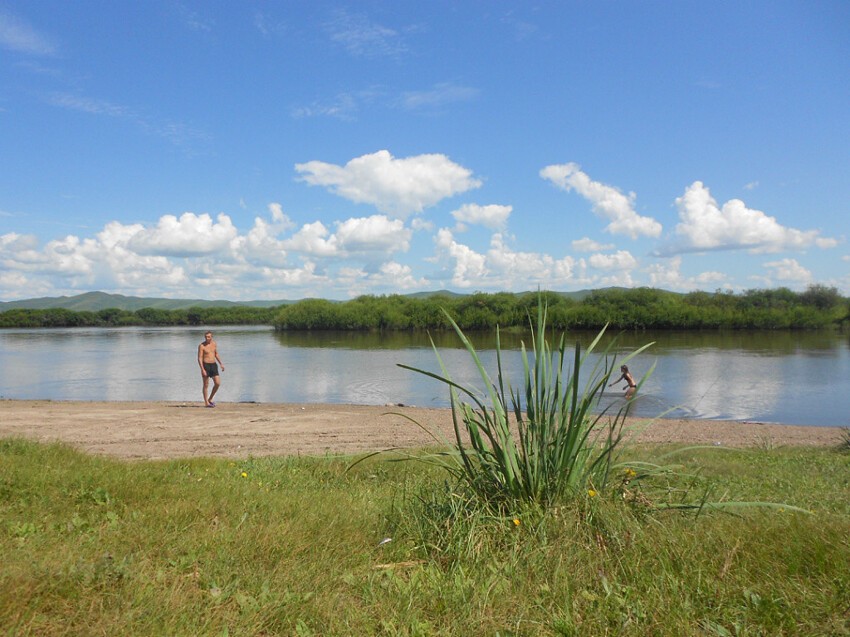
609, 364, 637, 399
198, 330, 225, 407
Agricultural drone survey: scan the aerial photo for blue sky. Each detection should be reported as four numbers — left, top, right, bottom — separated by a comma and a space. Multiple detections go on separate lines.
1, 1, 848, 301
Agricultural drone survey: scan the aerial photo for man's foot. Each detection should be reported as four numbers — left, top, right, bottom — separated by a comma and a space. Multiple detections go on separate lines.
205, 403, 215, 408
209, 401, 216, 407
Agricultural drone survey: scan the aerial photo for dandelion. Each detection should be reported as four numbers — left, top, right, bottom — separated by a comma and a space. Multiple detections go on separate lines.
241, 472, 248, 479
588, 489, 598, 498
513, 518, 521, 526
624, 468, 637, 478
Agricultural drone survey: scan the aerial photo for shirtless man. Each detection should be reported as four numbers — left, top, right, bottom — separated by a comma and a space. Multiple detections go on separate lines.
609, 364, 637, 399
198, 331, 225, 407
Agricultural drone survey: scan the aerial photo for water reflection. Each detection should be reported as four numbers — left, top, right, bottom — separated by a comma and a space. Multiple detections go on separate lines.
0, 325, 847, 427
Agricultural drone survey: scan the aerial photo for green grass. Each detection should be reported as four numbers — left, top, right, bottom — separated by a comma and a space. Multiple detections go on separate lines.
1, 438, 849, 636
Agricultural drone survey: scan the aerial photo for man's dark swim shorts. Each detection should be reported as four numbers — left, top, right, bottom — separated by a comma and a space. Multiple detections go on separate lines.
203, 362, 219, 377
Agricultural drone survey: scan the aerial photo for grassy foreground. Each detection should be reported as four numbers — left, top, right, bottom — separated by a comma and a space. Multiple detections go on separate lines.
1, 439, 848, 636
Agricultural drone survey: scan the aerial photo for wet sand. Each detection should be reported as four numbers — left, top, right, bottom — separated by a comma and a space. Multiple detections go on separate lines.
0, 399, 844, 461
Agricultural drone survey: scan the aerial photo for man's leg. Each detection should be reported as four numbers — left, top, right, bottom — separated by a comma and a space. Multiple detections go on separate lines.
208, 375, 221, 404
203, 376, 210, 405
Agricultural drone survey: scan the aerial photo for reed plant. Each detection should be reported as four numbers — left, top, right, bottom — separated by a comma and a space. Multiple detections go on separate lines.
389, 297, 813, 527
395, 298, 653, 511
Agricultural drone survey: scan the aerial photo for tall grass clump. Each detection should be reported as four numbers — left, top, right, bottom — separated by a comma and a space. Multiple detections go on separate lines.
396, 297, 653, 512
839, 427, 850, 452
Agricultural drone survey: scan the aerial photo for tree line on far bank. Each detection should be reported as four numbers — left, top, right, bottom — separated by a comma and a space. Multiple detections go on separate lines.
0, 305, 277, 329
1, 285, 847, 331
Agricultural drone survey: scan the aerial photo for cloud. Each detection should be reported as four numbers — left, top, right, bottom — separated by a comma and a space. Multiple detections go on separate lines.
400, 83, 479, 110
48, 92, 210, 152
646, 256, 729, 291
1, 201, 422, 300
48, 93, 130, 117
666, 181, 838, 255
128, 213, 238, 257
176, 5, 214, 32
230, 204, 295, 267
0, 10, 56, 55
325, 9, 406, 58
587, 250, 637, 271
0, 227, 189, 293
435, 228, 488, 287
571, 237, 614, 252
434, 229, 579, 289
334, 215, 411, 254
451, 203, 512, 231
763, 258, 812, 284
291, 92, 362, 121
339, 261, 427, 296
411, 218, 434, 232
292, 83, 476, 121
540, 163, 662, 239
282, 221, 337, 257
253, 11, 286, 37
295, 150, 482, 218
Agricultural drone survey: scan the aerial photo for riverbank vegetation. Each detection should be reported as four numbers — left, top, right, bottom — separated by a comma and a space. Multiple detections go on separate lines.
1, 285, 846, 330
274, 285, 848, 331
0, 305, 277, 329
1, 438, 847, 635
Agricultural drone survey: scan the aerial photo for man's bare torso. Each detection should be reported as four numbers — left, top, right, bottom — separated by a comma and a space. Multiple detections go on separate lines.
199, 339, 218, 363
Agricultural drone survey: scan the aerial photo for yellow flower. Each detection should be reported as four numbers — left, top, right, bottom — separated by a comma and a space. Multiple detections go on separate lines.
512, 518, 521, 526
624, 468, 637, 478
241, 472, 248, 478
588, 489, 598, 497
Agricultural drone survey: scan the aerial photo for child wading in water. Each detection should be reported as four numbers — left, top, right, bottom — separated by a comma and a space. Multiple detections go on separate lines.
610, 364, 637, 399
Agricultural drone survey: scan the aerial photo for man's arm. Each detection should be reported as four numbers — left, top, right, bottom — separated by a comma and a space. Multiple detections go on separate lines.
215, 346, 224, 371
198, 344, 207, 375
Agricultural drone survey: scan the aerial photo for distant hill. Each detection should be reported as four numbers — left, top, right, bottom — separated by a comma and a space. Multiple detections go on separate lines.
0, 291, 294, 312
0, 288, 624, 312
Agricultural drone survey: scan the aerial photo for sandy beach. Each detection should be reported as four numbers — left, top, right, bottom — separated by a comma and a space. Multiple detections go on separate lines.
0, 399, 845, 461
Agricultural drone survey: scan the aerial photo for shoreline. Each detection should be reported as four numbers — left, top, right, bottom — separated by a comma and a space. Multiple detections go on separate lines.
0, 399, 845, 460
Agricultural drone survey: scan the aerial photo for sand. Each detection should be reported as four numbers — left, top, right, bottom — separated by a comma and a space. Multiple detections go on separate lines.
0, 399, 845, 461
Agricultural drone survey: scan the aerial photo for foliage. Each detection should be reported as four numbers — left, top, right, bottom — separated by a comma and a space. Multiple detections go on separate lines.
273, 285, 847, 331
839, 427, 850, 452
2, 284, 847, 330
0, 305, 277, 328
389, 298, 654, 511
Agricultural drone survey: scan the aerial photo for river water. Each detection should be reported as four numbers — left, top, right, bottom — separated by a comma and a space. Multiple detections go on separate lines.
1, 325, 847, 427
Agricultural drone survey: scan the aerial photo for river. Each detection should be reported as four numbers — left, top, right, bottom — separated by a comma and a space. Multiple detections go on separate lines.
1, 325, 847, 427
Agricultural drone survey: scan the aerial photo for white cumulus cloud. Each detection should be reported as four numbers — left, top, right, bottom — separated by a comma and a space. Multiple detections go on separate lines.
128, 212, 238, 257
571, 237, 615, 252
334, 215, 411, 253
646, 256, 729, 291
668, 181, 838, 254
434, 229, 580, 289
763, 258, 812, 284
295, 150, 482, 218
451, 203, 512, 231
540, 163, 662, 239
588, 250, 637, 271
